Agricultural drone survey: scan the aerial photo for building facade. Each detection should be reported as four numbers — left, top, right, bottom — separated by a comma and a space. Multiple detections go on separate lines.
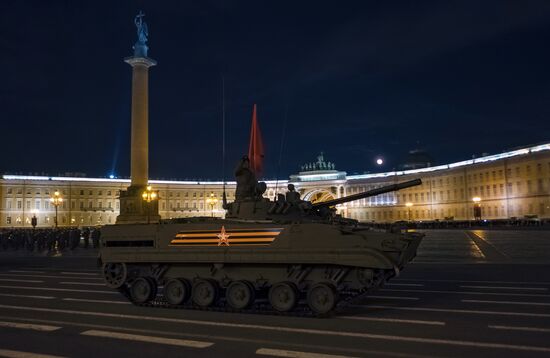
2, 142, 550, 227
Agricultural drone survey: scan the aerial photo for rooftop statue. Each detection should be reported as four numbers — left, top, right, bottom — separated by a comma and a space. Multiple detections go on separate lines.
133, 11, 149, 57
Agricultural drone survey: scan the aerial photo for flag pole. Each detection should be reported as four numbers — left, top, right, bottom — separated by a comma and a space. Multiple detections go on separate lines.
222, 76, 227, 208
274, 103, 289, 196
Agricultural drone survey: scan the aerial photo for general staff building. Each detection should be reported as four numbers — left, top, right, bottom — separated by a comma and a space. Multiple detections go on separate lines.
2, 142, 550, 228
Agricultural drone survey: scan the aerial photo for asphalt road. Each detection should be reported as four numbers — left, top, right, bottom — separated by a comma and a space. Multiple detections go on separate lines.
0, 229, 549, 358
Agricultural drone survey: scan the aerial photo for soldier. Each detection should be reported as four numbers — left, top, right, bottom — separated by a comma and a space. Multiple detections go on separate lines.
82, 227, 90, 248
91, 227, 100, 248
285, 184, 301, 204
234, 156, 257, 201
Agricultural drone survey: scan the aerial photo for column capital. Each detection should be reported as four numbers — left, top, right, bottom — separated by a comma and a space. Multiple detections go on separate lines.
124, 56, 157, 67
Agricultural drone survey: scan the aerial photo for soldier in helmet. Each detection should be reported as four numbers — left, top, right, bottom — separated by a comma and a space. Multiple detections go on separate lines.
234, 155, 257, 201
285, 184, 301, 204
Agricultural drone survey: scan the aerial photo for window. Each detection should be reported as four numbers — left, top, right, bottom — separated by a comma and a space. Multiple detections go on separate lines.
35, 201, 40, 210
44, 201, 49, 210
507, 183, 513, 195
537, 163, 542, 173
17, 188, 22, 194
80, 201, 84, 209
89, 190, 93, 195
17, 201, 22, 209
7, 188, 12, 194
80, 190, 84, 195
6, 217, 11, 224
71, 201, 75, 209
107, 191, 111, 196
98, 191, 103, 196
527, 180, 532, 194
538, 179, 544, 193
26, 200, 30, 210
516, 182, 522, 194
98, 201, 102, 209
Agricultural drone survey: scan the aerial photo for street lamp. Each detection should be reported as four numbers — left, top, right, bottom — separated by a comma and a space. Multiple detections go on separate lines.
406, 202, 413, 222
472, 197, 482, 221
50, 191, 63, 228
206, 192, 218, 218
142, 185, 158, 224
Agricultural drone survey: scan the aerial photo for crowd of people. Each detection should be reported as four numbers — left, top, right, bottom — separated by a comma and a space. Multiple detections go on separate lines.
364, 218, 550, 231
0, 227, 101, 252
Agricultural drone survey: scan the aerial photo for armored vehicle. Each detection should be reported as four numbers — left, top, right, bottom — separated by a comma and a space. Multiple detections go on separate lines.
99, 157, 424, 315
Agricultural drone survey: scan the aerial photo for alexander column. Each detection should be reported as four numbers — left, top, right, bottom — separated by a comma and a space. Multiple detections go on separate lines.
117, 12, 160, 224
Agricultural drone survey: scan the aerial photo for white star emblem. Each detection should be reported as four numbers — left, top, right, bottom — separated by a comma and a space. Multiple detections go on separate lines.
217, 225, 230, 246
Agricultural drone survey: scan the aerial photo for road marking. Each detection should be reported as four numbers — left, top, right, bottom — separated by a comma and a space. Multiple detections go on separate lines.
256, 348, 356, 358
62, 298, 130, 305
488, 325, 550, 333
0, 320, 61, 331
59, 282, 105, 286
80, 330, 213, 348
0, 273, 102, 281
460, 285, 548, 291
8, 270, 45, 274
0, 349, 66, 358
340, 316, 444, 326
393, 278, 550, 285
385, 283, 424, 287
60, 272, 98, 276
1, 304, 550, 353
0, 279, 43, 283
0, 293, 55, 300
0, 285, 117, 294
0, 316, 425, 358
368, 296, 419, 301
462, 299, 550, 306
380, 288, 550, 298
359, 305, 550, 318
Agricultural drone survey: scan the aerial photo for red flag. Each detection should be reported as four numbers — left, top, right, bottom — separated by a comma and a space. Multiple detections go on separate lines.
248, 104, 264, 177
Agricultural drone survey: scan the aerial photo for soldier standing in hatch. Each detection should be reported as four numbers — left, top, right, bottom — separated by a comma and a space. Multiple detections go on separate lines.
285, 184, 301, 203
234, 155, 257, 201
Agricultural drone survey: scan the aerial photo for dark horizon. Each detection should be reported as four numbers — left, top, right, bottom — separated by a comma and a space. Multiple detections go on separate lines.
3, 0, 550, 180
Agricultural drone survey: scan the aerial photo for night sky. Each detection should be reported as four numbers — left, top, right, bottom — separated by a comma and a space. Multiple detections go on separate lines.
2, 0, 550, 180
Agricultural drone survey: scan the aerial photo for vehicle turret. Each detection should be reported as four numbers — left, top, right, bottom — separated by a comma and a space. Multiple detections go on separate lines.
224, 156, 422, 222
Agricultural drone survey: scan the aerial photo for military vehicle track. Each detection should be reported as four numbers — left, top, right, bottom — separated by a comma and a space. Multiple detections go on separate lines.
109, 267, 394, 317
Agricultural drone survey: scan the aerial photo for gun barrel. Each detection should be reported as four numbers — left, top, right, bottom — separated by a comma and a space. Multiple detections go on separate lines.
311, 178, 422, 209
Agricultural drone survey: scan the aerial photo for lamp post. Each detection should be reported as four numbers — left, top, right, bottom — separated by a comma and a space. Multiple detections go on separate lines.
50, 191, 63, 228
472, 197, 482, 221
206, 192, 218, 218
406, 202, 413, 222
142, 185, 158, 224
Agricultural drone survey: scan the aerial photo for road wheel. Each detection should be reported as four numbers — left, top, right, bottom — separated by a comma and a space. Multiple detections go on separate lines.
307, 283, 337, 315
164, 279, 190, 305
269, 282, 298, 312
130, 277, 156, 304
226, 281, 255, 310
102, 263, 127, 289
192, 279, 219, 307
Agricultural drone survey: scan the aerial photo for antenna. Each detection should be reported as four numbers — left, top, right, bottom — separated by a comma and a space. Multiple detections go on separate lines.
222, 76, 228, 208
274, 103, 289, 196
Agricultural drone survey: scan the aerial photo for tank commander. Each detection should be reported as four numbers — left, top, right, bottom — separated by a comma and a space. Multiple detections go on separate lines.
234, 155, 257, 200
